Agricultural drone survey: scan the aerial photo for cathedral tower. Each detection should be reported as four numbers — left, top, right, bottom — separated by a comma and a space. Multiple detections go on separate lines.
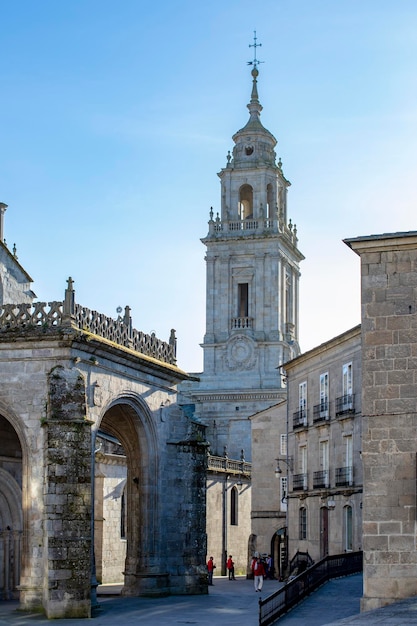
181, 55, 304, 462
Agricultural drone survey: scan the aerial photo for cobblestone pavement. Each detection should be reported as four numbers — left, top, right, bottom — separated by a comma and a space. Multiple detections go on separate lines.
1, 574, 416, 625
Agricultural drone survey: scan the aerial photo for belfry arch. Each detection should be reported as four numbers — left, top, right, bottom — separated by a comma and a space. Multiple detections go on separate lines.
96, 396, 160, 596
239, 184, 253, 219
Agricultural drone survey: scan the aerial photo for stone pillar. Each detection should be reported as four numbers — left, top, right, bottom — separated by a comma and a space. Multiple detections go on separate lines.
345, 232, 417, 611
43, 366, 92, 618
167, 420, 208, 595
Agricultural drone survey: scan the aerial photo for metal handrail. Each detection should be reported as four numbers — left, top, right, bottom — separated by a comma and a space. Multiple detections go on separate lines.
259, 551, 363, 626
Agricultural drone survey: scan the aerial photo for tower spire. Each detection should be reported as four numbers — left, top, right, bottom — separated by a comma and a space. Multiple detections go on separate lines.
247, 31, 264, 122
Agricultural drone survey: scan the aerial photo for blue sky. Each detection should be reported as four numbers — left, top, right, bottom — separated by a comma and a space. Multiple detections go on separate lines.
1, 1, 416, 372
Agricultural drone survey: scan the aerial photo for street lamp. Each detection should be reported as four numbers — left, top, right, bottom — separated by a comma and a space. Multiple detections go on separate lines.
274, 457, 293, 477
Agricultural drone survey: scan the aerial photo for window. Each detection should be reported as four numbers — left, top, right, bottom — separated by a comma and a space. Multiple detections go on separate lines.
319, 372, 329, 417
280, 434, 287, 456
299, 445, 308, 490
345, 435, 353, 485
230, 486, 238, 526
299, 507, 307, 540
319, 440, 329, 487
238, 283, 249, 318
342, 363, 353, 409
299, 381, 307, 422
344, 505, 353, 551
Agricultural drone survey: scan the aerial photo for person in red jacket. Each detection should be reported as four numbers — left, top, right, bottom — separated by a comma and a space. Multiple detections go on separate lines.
252, 557, 266, 592
226, 555, 236, 580
207, 556, 216, 585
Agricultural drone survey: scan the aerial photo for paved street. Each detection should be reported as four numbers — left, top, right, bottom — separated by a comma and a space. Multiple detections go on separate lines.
1, 573, 417, 625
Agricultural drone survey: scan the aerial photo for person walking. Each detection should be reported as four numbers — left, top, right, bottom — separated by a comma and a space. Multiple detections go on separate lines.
252, 556, 266, 592
207, 556, 216, 585
226, 555, 236, 580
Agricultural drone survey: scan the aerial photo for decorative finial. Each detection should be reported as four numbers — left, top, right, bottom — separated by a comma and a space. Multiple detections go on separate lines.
12, 243, 17, 259
247, 30, 263, 69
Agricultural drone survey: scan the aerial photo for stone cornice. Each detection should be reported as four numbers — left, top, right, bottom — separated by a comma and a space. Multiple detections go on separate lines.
251, 510, 286, 519
185, 390, 286, 403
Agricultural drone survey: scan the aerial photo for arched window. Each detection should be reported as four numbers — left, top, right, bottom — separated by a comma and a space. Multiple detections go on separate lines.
230, 486, 238, 526
344, 505, 353, 551
239, 185, 253, 220
299, 507, 307, 540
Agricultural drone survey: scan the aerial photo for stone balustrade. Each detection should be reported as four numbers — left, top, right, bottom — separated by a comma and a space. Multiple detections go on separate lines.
0, 278, 177, 365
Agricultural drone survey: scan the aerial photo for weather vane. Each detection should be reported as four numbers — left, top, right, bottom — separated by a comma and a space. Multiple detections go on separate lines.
247, 30, 263, 68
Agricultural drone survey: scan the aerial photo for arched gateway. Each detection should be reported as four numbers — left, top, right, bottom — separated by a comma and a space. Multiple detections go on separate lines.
0, 281, 208, 618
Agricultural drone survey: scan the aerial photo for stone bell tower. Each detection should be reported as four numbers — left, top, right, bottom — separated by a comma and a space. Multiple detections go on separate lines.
181, 51, 304, 462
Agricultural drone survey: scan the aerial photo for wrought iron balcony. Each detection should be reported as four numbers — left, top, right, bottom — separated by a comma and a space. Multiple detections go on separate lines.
292, 473, 308, 491
293, 409, 307, 430
313, 401, 330, 423
313, 470, 330, 489
335, 394, 355, 417
335, 466, 353, 487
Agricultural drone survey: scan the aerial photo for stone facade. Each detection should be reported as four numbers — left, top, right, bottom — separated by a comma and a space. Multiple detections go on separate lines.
205, 455, 251, 577
250, 402, 288, 578
0, 278, 208, 617
345, 232, 417, 611
284, 326, 363, 565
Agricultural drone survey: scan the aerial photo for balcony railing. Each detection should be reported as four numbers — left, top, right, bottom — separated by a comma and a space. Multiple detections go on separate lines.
313, 470, 329, 489
335, 466, 353, 487
293, 409, 307, 430
231, 317, 253, 329
335, 394, 355, 417
207, 454, 252, 478
313, 401, 330, 423
205, 211, 299, 248
0, 279, 177, 365
292, 473, 308, 491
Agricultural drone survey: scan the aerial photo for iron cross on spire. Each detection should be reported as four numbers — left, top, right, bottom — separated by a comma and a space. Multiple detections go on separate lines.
247, 30, 264, 68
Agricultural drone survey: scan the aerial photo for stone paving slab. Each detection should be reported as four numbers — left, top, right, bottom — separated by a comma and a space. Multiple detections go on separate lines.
0, 577, 272, 626
1, 573, 416, 625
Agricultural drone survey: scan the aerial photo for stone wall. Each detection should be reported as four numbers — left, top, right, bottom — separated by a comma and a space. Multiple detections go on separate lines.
346, 232, 417, 611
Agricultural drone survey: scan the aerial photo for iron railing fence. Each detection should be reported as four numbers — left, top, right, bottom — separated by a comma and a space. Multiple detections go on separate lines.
258, 551, 363, 626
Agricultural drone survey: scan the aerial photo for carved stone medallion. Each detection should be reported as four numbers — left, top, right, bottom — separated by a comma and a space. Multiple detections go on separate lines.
225, 335, 257, 371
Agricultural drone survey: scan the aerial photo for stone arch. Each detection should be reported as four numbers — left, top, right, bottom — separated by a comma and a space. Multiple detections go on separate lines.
0, 468, 22, 528
239, 184, 253, 219
266, 183, 274, 219
96, 393, 162, 596
0, 408, 27, 599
